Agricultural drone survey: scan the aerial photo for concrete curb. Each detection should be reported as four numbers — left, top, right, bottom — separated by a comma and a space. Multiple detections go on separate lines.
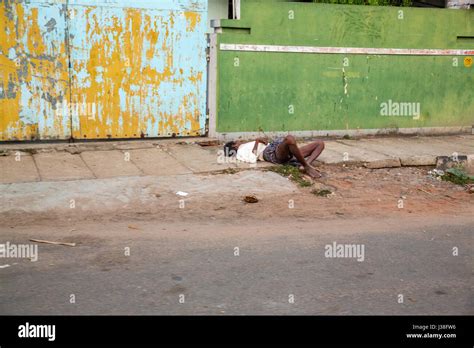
364, 158, 401, 169
400, 156, 437, 167
1, 135, 473, 184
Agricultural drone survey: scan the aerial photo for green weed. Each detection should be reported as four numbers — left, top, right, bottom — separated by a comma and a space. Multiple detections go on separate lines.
442, 168, 474, 186
268, 165, 313, 187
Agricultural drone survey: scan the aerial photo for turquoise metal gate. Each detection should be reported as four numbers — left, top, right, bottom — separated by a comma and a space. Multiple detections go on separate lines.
0, 0, 208, 141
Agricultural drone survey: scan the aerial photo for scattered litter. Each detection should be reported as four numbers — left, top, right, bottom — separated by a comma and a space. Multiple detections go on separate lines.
429, 169, 444, 176
128, 225, 141, 230
29, 239, 76, 247
243, 195, 259, 203
176, 191, 189, 197
0, 264, 11, 269
429, 167, 474, 186
466, 184, 474, 194
427, 169, 444, 180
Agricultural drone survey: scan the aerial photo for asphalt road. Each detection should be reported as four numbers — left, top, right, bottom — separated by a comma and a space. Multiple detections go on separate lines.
1, 214, 472, 315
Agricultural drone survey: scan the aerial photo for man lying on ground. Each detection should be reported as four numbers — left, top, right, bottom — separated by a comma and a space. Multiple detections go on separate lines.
223, 135, 325, 178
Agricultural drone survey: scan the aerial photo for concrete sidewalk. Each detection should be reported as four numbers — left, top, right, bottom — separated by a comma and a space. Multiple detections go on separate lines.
0, 134, 473, 184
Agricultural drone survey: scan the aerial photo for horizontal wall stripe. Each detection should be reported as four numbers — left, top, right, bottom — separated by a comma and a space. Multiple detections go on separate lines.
220, 44, 474, 56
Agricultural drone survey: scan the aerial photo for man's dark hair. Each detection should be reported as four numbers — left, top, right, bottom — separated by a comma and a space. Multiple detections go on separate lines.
223, 141, 237, 157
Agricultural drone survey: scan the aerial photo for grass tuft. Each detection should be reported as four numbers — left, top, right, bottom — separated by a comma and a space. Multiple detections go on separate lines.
268, 165, 313, 187
311, 189, 333, 197
441, 168, 474, 186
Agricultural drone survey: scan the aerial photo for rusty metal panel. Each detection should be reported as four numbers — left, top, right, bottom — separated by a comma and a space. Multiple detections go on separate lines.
68, 0, 208, 139
0, 0, 70, 141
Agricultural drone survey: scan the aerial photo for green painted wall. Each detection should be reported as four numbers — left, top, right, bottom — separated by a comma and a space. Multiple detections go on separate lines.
215, 2, 474, 133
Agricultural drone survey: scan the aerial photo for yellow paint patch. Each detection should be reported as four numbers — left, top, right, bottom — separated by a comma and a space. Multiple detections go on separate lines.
184, 12, 201, 32
188, 72, 202, 84
464, 57, 472, 68
26, 8, 46, 56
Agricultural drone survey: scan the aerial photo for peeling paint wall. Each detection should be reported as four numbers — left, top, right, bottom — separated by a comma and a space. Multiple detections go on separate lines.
0, 0, 208, 141
69, 0, 208, 139
0, 0, 70, 141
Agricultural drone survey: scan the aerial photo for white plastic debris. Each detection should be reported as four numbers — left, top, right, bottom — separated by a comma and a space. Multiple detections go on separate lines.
428, 169, 445, 181
176, 191, 189, 197
0, 264, 11, 269
428, 169, 444, 176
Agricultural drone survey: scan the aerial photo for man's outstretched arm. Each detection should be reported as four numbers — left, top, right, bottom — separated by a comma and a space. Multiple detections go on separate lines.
252, 138, 268, 154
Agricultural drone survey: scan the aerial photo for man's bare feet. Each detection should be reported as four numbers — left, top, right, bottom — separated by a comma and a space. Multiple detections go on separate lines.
304, 165, 322, 179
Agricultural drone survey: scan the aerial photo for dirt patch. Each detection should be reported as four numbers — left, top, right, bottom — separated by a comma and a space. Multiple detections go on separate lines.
1, 164, 472, 227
